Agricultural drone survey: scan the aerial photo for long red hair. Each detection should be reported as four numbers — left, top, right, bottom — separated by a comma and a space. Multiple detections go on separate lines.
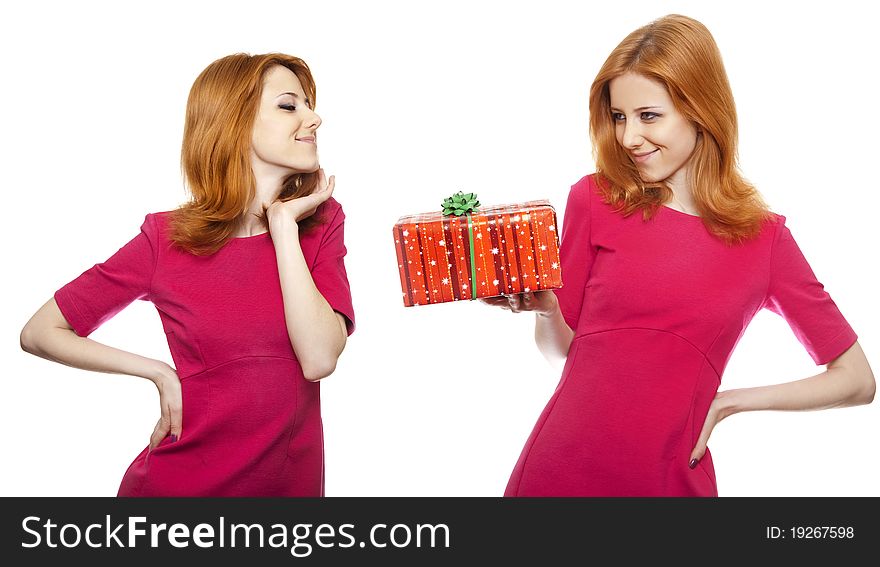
589, 14, 770, 243
170, 53, 322, 255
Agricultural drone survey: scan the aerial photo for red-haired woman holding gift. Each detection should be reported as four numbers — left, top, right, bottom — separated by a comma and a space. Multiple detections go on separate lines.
20, 53, 355, 496
482, 14, 874, 496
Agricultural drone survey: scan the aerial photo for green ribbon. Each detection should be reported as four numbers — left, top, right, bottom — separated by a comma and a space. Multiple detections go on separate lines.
442, 192, 481, 300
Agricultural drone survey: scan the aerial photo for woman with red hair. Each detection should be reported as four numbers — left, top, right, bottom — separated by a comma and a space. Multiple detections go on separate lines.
483, 14, 874, 496
20, 53, 355, 496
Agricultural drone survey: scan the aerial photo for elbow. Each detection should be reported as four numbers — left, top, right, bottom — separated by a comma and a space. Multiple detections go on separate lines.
20, 323, 40, 355
857, 371, 876, 406
301, 357, 339, 382
844, 368, 876, 406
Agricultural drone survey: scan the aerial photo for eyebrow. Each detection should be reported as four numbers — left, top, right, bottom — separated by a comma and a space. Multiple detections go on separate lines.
610, 105, 663, 112
277, 91, 312, 105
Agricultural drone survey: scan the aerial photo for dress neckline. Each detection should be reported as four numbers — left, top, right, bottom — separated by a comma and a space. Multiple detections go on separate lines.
230, 231, 270, 240
660, 205, 702, 219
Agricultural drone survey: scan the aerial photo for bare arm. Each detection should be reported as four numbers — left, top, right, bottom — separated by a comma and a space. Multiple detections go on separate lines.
20, 298, 182, 449
689, 341, 874, 465
266, 171, 347, 381
715, 341, 874, 416
271, 228, 347, 381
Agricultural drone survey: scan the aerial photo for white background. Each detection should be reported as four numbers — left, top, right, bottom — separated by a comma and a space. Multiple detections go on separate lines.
2, 0, 877, 496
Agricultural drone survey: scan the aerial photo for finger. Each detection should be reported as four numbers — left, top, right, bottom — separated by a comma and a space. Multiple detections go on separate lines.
310, 178, 334, 205
326, 174, 336, 195
149, 417, 169, 451
316, 168, 334, 193
167, 396, 183, 443
689, 416, 716, 468
479, 297, 510, 307
507, 294, 522, 313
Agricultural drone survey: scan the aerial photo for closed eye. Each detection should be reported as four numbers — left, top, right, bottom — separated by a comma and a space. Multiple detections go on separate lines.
279, 103, 297, 111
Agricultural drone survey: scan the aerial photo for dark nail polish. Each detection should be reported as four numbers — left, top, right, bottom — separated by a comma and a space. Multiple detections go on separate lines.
689, 458, 699, 469
170, 434, 178, 443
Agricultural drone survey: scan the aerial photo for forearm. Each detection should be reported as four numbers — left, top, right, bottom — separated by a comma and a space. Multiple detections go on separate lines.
272, 229, 346, 380
534, 299, 575, 366
22, 325, 166, 383
718, 346, 875, 417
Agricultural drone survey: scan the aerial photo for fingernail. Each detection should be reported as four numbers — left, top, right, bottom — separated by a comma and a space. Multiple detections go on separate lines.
689, 458, 699, 469
170, 434, 178, 443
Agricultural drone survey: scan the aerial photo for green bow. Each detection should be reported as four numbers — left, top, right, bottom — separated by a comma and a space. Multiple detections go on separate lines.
442, 192, 481, 216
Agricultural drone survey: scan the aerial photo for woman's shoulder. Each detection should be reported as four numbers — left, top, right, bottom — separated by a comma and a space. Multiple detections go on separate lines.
567, 172, 619, 219
570, 172, 602, 197
759, 210, 788, 242
317, 196, 344, 218
141, 211, 174, 239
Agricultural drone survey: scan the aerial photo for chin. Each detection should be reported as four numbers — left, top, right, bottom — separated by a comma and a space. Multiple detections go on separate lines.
635, 169, 668, 184
286, 161, 320, 174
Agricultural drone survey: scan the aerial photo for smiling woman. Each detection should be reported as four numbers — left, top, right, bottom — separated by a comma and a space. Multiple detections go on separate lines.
481, 14, 875, 497
19, 53, 356, 497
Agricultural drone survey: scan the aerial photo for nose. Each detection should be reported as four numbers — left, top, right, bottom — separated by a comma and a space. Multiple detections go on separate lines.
620, 119, 644, 149
304, 107, 322, 131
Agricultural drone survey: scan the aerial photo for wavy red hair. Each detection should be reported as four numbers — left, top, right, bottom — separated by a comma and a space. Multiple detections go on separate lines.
170, 53, 322, 255
589, 14, 770, 243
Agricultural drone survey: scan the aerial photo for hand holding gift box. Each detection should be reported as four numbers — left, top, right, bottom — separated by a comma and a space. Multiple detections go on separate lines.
393, 192, 563, 306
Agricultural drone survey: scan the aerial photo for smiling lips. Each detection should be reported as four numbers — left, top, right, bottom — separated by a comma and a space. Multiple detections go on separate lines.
632, 149, 658, 163
296, 136, 316, 144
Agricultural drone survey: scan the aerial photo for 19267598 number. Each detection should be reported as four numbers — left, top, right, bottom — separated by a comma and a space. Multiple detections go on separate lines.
766, 526, 854, 539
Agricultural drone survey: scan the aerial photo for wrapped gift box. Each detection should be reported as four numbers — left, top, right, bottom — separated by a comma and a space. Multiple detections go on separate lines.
393, 196, 562, 306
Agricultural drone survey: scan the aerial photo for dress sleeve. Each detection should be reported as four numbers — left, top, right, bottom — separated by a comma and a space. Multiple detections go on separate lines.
310, 203, 356, 335
54, 214, 159, 337
552, 175, 597, 332
762, 216, 857, 365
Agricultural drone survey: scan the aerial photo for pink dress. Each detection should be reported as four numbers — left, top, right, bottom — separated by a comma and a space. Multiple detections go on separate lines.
54, 198, 355, 496
505, 175, 857, 496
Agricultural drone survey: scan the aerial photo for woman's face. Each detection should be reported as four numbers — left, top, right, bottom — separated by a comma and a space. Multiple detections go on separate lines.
609, 72, 699, 193
250, 65, 321, 176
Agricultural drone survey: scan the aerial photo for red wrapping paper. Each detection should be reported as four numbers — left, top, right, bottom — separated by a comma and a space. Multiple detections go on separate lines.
393, 200, 562, 306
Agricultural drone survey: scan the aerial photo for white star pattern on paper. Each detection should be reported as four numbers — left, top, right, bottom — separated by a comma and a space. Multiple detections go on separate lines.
540, 245, 547, 251
476, 232, 483, 239
493, 279, 499, 285
551, 262, 559, 269
511, 276, 517, 282
439, 240, 446, 246
491, 248, 499, 254
403, 230, 409, 237
430, 260, 437, 266
442, 278, 449, 285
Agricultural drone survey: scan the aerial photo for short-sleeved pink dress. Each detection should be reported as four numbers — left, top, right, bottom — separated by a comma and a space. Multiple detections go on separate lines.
504, 175, 857, 496
54, 198, 355, 497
